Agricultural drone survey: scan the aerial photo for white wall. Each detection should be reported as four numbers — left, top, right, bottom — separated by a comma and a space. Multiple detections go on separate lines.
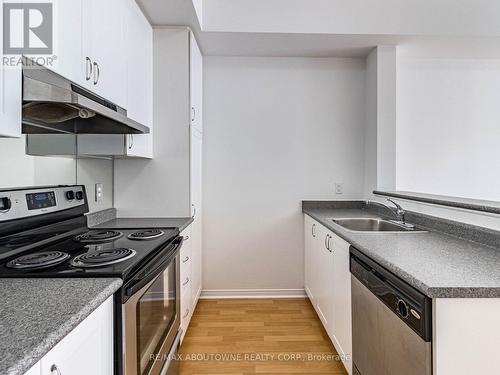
364, 46, 398, 197
397, 58, 500, 202
203, 56, 366, 291
0, 136, 35, 187
364, 50, 377, 198
0, 136, 113, 213
376, 46, 397, 191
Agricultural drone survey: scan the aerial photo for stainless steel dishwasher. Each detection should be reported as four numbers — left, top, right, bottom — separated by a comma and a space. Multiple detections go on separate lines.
350, 247, 432, 375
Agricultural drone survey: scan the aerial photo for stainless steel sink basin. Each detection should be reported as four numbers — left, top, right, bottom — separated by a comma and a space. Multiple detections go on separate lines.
331, 218, 421, 232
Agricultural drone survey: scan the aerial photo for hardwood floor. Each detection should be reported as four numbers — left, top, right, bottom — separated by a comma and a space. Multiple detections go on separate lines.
179, 298, 348, 374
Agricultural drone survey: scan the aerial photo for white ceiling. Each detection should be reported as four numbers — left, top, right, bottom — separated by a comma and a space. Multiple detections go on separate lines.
137, 0, 500, 58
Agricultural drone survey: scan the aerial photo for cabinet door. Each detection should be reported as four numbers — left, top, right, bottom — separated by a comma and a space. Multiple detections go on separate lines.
84, 0, 126, 107
180, 233, 193, 321
0, 3, 22, 138
304, 214, 318, 303
40, 297, 113, 375
331, 234, 353, 374
189, 33, 202, 133
124, 0, 153, 158
190, 128, 202, 308
24, 362, 40, 375
180, 225, 193, 342
51, 0, 85, 86
315, 225, 334, 332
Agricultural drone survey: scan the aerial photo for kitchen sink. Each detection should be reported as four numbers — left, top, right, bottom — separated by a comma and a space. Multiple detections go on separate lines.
331, 218, 422, 232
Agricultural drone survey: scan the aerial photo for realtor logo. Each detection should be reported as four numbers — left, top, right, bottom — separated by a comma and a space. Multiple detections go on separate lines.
3, 3, 53, 54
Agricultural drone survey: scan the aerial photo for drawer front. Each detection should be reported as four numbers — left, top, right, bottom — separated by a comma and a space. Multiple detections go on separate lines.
180, 248, 192, 287
180, 226, 192, 286
180, 279, 192, 333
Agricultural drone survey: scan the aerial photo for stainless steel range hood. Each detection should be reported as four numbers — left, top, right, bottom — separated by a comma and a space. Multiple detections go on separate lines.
22, 58, 150, 135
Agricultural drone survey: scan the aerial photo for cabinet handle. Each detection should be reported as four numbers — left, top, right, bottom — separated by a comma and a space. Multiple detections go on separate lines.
93, 62, 100, 85
128, 134, 134, 150
184, 235, 190, 240
311, 223, 316, 238
183, 277, 190, 286
183, 308, 190, 319
191, 106, 196, 122
192, 204, 196, 218
182, 256, 190, 263
325, 235, 332, 252
85, 57, 92, 81
51, 364, 62, 375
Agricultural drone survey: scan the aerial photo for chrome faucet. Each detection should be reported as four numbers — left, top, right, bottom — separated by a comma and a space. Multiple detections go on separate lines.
367, 199, 408, 225
386, 198, 405, 223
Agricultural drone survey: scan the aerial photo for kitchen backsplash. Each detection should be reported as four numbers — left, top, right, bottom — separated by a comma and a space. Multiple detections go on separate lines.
0, 136, 113, 213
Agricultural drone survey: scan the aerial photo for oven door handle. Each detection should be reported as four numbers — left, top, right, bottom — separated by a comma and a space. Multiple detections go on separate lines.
159, 329, 183, 375
125, 237, 184, 297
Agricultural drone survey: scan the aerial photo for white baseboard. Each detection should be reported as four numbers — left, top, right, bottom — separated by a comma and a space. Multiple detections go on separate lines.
200, 288, 307, 299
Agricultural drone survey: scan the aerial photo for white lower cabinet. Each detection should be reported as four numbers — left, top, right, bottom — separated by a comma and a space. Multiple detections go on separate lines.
180, 223, 202, 343
304, 215, 352, 374
304, 214, 318, 304
180, 224, 193, 341
190, 127, 203, 304
330, 234, 352, 375
315, 225, 335, 331
25, 296, 114, 375
24, 362, 41, 375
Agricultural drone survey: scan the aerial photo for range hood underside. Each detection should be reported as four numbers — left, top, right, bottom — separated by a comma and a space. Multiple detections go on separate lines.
22, 113, 146, 134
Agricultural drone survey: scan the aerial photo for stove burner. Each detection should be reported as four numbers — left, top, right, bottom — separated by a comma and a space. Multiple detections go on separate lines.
74, 230, 123, 243
6, 251, 70, 270
127, 229, 165, 240
71, 248, 136, 268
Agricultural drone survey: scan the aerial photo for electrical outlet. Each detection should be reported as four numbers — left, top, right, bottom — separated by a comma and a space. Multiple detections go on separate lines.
95, 183, 104, 203
335, 182, 344, 195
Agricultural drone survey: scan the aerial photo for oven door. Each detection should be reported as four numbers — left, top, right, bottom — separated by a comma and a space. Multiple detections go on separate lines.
123, 237, 183, 375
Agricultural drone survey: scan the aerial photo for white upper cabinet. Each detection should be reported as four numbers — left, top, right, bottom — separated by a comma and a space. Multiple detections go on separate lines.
51, 0, 85, 87
0, 3, 22, 138
50, 0, 127, 106
190, 33, 203, 133
124, 0, 153, 158
26, 0, 153, 158
83, 0, 127, 108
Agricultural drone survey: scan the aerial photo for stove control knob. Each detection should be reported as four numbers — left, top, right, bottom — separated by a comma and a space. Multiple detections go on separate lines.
75, 191, 84, 201
0, 197, 12, 212
66, 191, 75, 200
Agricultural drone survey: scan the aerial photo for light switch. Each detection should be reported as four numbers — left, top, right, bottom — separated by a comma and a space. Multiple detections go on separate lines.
95, 183, 104, 203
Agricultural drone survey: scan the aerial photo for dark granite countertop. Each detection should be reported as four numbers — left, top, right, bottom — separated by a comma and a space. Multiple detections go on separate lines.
303, 203, 500, 298
0, 278, 122, 375
91, 217, 194, 233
